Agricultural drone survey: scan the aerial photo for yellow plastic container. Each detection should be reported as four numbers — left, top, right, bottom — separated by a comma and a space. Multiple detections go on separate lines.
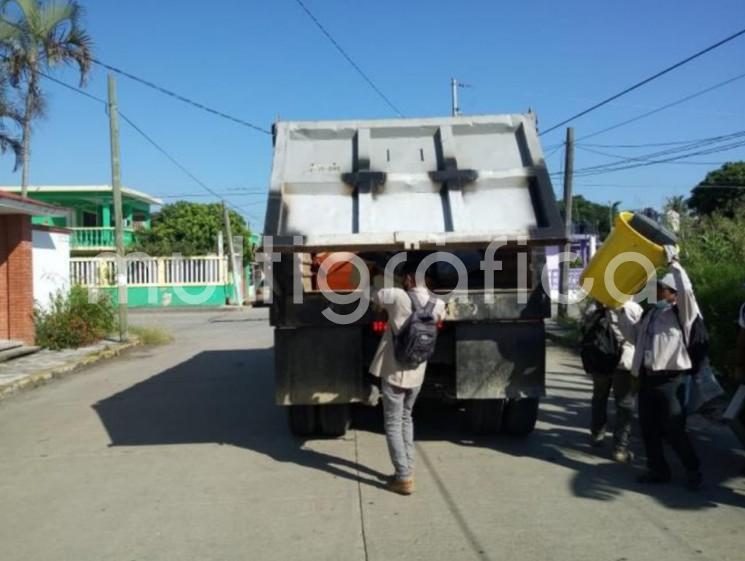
580, 211, 667, 308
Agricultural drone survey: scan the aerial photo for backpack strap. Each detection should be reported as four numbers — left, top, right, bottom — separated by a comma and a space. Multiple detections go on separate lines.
407, 290, 435, 316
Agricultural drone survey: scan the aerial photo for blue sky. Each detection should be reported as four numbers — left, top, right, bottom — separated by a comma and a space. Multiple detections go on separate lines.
1, 0, 744, 230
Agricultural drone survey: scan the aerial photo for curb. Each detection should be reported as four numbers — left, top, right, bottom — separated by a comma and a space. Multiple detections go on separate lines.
128, 306, 251, 315
0, 339, 142, 401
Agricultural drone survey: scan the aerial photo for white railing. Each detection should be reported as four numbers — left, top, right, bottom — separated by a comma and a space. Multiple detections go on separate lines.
70, 255, 229, 287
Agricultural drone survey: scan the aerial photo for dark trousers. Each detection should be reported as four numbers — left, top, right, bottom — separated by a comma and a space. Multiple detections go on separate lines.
591, 370, 634, 448
638, 372, 701, 477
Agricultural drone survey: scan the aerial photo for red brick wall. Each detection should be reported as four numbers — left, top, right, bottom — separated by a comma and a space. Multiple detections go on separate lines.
0, 215, 34, 345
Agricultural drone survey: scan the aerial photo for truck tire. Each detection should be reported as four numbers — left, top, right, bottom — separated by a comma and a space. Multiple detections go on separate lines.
502, 398, 539, 436
466, 399, 505, 435
288, 405, 317, 436
317, 404, 351, 437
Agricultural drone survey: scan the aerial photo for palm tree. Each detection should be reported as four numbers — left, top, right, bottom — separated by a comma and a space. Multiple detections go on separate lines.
663, 195, 688, 215
0, 71, 22, 171
0, 0, 93, 196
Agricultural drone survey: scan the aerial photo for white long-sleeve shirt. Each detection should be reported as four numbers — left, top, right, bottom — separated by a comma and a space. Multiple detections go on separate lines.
368, 286, 446, 389
609, 300, 644, 371
631, 261, 701, 376
583, 300, 642, 372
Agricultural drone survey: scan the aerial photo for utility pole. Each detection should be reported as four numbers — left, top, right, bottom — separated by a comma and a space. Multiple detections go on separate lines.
223, 203, 243, 307
558, 127, 574, 319
107, 74, 128, 341
451, 78, 460, 116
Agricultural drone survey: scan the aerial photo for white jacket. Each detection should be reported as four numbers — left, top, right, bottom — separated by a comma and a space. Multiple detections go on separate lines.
584, 300, 642, 372
609, 300, 644, 371
631, 262, 701, 376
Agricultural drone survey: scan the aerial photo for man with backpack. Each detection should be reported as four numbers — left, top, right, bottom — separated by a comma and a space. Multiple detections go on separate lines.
369, 261, 446, 495
632, 246, 704, 490
582, 299, 643, 462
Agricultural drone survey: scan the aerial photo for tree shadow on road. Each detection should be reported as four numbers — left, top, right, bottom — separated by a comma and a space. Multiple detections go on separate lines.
92, 349, 387, 491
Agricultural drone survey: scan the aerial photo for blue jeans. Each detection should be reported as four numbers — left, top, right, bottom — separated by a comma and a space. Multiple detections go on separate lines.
382, 380, 421, 480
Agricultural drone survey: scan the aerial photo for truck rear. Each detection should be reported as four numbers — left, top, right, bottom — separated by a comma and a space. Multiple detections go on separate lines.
262, 114, 564, 436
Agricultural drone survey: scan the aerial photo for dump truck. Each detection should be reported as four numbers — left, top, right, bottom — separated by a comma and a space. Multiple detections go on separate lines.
263, 114, 565, 437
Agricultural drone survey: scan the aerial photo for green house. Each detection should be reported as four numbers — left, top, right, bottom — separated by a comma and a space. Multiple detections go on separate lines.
0, 185, 162, 253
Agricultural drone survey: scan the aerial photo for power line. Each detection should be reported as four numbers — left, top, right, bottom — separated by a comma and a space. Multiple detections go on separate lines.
575, 70, 745, 142
580, 136, 737, 148
38, 71, 258, 223
38, 70, 108, 105
90, 58, 272, 135
540, 26, 745, 136
569, 138, 745, 177
573, 182, 745, 190
577, 145, 729, 166
157, 192, 267, 199
549, 129, 745, 177
292, 0, 404, 117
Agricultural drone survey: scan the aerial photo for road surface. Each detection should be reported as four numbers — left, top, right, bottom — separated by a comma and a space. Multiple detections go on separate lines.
0, 310, 743, 561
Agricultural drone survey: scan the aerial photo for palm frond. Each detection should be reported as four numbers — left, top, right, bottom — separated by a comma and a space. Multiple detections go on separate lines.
0, 129, 23, 170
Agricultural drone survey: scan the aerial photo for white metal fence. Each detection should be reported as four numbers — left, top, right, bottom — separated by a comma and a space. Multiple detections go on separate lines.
70, 256, 229, 287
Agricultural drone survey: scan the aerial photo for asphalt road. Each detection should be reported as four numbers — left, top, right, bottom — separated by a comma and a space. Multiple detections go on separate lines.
1, 310, 744, 561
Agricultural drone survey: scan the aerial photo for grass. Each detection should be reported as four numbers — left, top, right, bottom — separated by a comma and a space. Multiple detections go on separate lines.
129, 325, 174, 346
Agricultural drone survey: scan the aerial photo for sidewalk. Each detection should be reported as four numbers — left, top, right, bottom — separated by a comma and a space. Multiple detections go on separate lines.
0, 339, 139, 400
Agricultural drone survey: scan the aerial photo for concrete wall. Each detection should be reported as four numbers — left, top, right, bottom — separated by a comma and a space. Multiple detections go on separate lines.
0, 215, 35, 344
101, 285, 232, 308
32, 226, 71, 310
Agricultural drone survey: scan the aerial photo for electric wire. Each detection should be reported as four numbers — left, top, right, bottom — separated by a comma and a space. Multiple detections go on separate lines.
292, 0, 404, 117
540, 26, 745, 135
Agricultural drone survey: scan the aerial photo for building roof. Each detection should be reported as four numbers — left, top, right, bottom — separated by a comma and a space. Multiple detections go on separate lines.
0, 185, 163, 206
0, 191, 70, 217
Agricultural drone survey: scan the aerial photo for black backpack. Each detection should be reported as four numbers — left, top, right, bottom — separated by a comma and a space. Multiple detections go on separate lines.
393, 292, 439, 369
580, 308, 623, 375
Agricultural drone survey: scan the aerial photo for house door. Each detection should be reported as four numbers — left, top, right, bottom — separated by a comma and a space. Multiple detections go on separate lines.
82, 211, 98, 227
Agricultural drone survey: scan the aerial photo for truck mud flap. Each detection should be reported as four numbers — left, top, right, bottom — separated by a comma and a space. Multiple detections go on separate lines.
455, 322, 545, 399
275, 327, 364, 405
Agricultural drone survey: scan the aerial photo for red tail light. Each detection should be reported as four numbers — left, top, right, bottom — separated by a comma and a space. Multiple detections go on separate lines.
372, 320, 388, 334
372, 320, 443, 334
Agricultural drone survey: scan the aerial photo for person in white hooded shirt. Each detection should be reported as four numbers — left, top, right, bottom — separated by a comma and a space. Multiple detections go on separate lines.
632, 247, 703, 490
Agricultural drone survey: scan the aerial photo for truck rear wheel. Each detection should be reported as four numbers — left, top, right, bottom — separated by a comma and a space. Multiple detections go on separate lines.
288, 405, 317, 436
317, 404, 351, 437
502, 398, 539, 436
466, 399, 505, 435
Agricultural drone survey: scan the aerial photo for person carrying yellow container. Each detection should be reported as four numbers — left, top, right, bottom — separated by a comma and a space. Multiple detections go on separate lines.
631, 245, 704, 491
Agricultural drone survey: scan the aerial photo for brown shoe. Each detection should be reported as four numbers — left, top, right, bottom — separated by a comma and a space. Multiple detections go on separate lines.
385, 478, 414, 495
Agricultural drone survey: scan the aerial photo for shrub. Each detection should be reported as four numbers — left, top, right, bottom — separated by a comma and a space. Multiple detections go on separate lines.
35, 286, 116, 350
129, 325, 173, 346
679, 206, 745, 379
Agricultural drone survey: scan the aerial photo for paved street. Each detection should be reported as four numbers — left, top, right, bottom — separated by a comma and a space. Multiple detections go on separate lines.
1, 310, 744, 561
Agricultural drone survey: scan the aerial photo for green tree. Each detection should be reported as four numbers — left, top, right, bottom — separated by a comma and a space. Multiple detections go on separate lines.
0, 70, 22, 170
688, 161, 745, 217
558, 195, 615, 239
133, 201, 253, 263
0, 0, 93, 195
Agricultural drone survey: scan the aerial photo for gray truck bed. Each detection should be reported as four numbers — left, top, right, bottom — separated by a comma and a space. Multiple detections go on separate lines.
264, 114, 563, 251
